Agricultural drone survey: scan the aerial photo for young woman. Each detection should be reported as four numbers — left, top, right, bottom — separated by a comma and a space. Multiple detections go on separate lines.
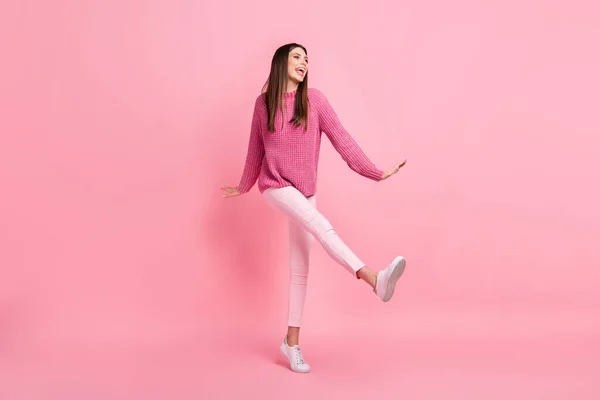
220, 43, 407, 373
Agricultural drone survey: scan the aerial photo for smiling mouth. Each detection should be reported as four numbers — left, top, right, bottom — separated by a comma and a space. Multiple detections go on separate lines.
296, 68, 306, 77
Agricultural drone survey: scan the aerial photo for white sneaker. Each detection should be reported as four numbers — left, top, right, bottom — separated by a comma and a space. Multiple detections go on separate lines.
374, 256, 406, 302
280, 336, 311, 373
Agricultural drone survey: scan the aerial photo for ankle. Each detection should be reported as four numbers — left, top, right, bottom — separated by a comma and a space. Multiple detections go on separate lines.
286, 328, 300, 346
357, 267, 377, 289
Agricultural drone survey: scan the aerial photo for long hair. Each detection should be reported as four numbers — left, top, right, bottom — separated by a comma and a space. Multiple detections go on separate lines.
261, 43, 309, 132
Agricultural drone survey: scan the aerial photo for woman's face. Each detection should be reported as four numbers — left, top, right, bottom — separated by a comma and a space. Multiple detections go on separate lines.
287, 47, 308, 86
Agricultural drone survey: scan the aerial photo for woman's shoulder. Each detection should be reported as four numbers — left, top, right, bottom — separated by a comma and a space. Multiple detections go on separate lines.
307, 87, 329, 107
308, 87, 325, 98
254, 91, 266, 102
253, 92, 267, 109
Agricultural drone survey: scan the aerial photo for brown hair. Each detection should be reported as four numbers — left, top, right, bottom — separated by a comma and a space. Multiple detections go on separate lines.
261, 43, 309, 132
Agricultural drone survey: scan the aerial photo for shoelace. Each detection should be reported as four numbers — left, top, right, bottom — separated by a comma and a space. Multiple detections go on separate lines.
293, 347, 306, 364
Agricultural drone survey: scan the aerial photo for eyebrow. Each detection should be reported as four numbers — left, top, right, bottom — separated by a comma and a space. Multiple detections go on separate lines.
292, 52, 308, 59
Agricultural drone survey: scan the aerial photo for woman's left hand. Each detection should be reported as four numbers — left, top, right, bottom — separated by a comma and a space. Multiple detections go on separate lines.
220, 186, 242, 198
381, 159, 407, 180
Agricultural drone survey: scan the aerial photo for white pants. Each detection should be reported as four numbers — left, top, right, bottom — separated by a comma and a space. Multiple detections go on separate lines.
263, 186, 366, 327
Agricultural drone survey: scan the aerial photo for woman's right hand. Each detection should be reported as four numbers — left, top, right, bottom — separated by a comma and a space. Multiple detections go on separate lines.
220, 186, 242, 198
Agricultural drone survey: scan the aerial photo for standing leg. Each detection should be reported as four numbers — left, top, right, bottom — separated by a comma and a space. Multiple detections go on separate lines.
286, 195, 315, 347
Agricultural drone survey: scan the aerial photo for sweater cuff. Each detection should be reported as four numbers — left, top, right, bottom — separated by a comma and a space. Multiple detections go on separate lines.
367, 167, 385, 182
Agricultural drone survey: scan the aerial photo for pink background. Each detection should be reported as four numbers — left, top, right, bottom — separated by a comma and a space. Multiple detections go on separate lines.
1, 0, 599, 398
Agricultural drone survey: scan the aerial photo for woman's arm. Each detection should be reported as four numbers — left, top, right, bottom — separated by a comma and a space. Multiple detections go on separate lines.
236, 95, 266, 194
312, 88, 385, 181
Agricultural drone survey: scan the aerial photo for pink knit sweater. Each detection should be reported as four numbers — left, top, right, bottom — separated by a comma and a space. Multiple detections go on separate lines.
237, 88, 384, 197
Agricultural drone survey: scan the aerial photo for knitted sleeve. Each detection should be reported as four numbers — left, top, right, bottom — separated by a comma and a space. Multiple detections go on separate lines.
311, 88, 384, 181
237, 95, 266, 193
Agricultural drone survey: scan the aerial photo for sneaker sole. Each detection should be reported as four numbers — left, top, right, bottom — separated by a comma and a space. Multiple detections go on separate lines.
382, 256, 406, 302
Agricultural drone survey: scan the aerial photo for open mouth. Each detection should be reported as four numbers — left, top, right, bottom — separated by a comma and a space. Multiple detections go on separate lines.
296, 67, 306, 77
